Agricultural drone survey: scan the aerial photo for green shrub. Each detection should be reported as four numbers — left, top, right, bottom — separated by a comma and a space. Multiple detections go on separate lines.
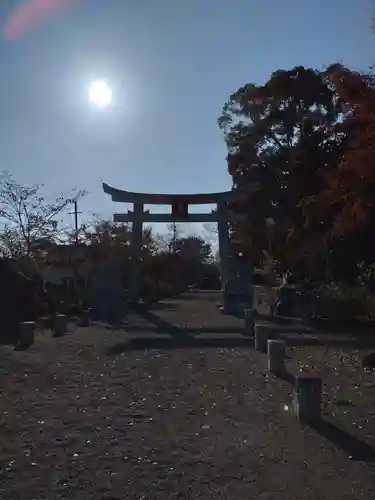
313, 283, 371, 320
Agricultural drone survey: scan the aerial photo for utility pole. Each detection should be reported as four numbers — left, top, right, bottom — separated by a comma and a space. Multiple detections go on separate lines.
68, 200, 82, 290
69, 200, 82, 245
172, 222, 177, 253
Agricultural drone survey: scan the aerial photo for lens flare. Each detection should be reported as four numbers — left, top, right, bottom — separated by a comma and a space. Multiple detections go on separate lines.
4, 0, 73, 41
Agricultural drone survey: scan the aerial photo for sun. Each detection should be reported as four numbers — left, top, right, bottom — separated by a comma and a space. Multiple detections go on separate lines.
88, 80, 112, 109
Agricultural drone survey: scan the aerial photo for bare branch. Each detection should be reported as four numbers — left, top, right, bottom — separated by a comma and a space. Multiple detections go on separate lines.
0, 172, 86, 257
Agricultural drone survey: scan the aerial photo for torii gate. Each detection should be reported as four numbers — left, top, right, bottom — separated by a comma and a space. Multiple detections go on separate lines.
102, 183, 254, 309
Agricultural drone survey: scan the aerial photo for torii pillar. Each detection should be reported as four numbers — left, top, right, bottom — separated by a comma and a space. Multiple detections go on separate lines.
129, 202, 144, 303
217, 202, 230, 289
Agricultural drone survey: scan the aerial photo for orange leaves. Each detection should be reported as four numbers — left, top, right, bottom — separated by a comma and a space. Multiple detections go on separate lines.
332, 201, 369, 236
313, 65, 375, 236
328, 65, 375, 110
223, 63, 375, 278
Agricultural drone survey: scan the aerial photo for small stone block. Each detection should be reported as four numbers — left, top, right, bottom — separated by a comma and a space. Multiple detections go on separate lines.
18, 321, 36, 348
78, 310, 91, 327
267, 339, 286, 374
53, 314, 68, 337
244, 308, 255, 336
293, 377, 322, 421
254, 324, 270, 352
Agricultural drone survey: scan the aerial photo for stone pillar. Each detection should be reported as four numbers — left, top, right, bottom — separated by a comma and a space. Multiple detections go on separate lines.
267, 339, 286, 374
254, 324, 271, 352
53, 314, 68, 337
18, 321, 36, 349
244, 308, 255, 336
78, 309, 91, 327
129, 202, 144, 303
217, 202, 230, 287
293, 377, 322, 421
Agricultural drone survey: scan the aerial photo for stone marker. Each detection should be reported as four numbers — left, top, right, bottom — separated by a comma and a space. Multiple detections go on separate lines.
267, 339, 286, 374
254, 324, 271, 351
53, 314, 68, 337
244, 308, 255, 336
18, 321, 36, 349
78, 309, 91, 327
293, 377, 322, 421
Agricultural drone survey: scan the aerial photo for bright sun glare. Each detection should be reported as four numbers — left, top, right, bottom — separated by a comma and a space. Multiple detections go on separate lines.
88, 80, 112, 109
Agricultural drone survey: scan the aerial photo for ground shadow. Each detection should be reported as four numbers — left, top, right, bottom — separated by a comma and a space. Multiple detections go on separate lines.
138, 301, 180, 312
257, 313, 308, 325
119, 301, 375, 348
128, 305, 338, 337
308, 317, 375, 334
258, 312, 375, 337
132, 306, 249, 336
0, 339, 14, 347
281, 335, 375, 349
308, 419, 375, 462
125, 322, 248, 335
168, 290, 218, 301
134, 307, 195, 340
276, 371, 296, 385
13, 343, 32, 351
104, 335, 254, 356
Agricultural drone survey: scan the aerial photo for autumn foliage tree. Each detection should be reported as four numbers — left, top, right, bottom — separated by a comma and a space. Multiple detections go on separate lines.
313, 64, 375, 235
219, 62, 375, 284
299, 64, 375, 279
218, 66, 346, 278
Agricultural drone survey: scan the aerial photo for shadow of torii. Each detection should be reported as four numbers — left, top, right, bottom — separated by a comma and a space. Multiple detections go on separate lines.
104, 301, 256, 354
130, 303, 249, 336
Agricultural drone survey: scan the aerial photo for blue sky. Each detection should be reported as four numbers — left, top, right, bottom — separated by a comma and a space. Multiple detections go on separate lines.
0, 0, 374, 240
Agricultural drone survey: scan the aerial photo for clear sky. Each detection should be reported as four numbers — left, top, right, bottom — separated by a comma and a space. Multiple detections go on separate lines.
0, 0, 374, 239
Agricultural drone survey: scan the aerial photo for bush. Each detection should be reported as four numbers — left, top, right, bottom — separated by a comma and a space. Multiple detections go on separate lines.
312, 283, 372, 320
276, 284, 312, 318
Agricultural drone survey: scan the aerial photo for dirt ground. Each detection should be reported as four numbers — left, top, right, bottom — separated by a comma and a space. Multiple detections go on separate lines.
1, 291, 375, 499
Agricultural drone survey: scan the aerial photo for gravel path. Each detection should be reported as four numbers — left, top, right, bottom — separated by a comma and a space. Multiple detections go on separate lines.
1, 292, 375, 499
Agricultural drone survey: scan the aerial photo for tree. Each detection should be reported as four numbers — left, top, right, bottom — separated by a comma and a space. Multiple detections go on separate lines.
218, 65, 346, 276
175, 236, 212, 263
294, 64, 375, 280
82, 219, 129, 249
152, 232, 170, 254
80, 218, 159, 261
313, 64, 375, 235
0, 172, 84, 258
173, 235, 213, 288
167, 222, 180, 252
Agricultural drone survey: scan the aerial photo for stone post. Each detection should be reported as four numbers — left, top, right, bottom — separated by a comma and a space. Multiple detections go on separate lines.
217, 202, 230, 311
244, 308, 255, 336
267, 339, 286, 374
18, 321, 36, 349
293, 377, 322, 421
53, 314, 68, 337
254, 324, 271, 352
78, 309, 91, 327
129, 202, 144, 303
